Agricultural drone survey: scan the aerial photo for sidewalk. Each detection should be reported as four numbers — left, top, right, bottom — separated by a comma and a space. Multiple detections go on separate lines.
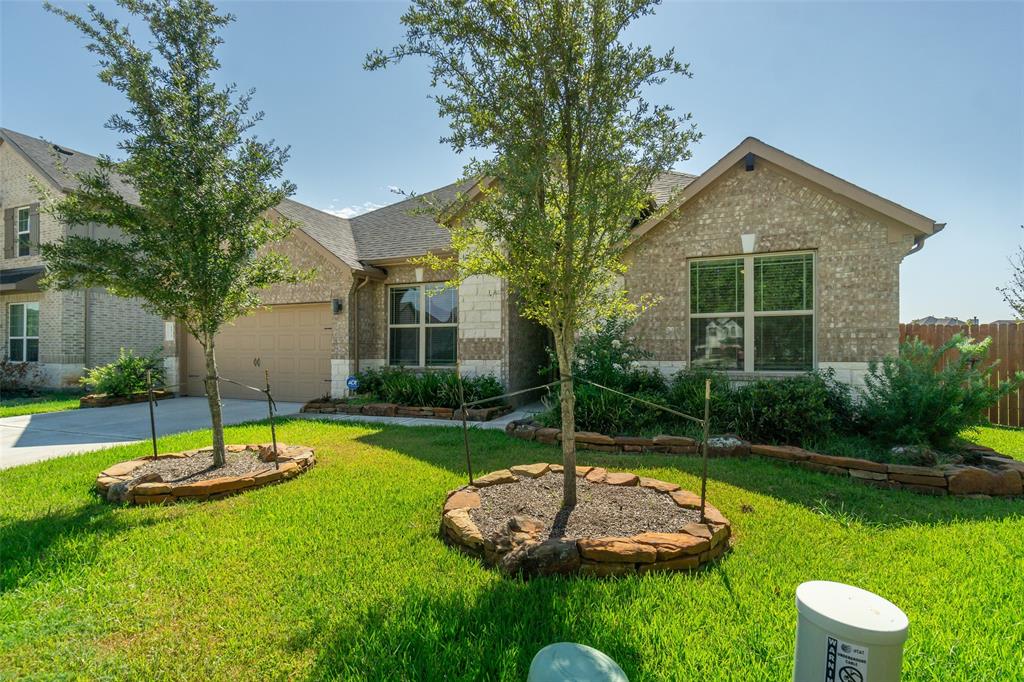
293, 401, 546, 430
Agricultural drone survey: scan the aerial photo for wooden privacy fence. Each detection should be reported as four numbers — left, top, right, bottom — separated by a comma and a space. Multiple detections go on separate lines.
899, 322, 1023, 428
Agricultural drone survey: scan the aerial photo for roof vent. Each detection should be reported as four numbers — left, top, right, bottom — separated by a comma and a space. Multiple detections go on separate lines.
52, 144, 74, 156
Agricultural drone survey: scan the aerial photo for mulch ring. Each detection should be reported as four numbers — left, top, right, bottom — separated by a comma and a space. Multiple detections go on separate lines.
94, 443, 315, 506
442, 463, 732, 579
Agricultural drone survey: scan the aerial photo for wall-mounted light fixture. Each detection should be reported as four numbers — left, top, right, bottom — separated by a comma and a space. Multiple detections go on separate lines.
332, 298, 344, 315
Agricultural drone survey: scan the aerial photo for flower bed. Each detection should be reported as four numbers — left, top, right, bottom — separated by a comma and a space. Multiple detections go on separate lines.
441, 463, 731, 578
301, 399, 510, 422
94, 443, 315, 505
505, 420, 1024, 498
80, 389, 174, 408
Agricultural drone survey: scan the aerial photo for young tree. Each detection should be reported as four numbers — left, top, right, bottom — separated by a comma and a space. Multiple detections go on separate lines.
42, 0, 306, 467
999, 226, 1024, 319
367, 0, 698, 505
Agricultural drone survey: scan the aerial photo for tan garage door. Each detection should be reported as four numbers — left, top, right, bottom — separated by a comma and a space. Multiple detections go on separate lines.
185, 303, 333, 402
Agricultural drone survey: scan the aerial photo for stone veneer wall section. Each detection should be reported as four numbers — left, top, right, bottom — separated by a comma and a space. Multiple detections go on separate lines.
623, 161, 917, 380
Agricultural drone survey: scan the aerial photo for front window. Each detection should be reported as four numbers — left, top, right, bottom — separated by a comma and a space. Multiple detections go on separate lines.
689, 252, 814, 372
388, 284, 458, 367
8, 302, 40, 362
16, 207, 30, 257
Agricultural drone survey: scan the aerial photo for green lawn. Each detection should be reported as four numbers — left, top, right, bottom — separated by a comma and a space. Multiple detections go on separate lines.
964, 425, 1024, 460
0, 390, 82, 418
1, 420, 1022, 680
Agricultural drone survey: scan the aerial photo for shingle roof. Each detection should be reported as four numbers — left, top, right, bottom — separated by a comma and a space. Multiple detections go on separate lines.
0, 127, 139, 202
1, 128, 375, 273
348, 172, 695, 263
349, 180, 474, 262
274, 198, 370, 272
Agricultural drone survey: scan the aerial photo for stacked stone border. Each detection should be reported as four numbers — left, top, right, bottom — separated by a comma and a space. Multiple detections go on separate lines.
505, 421, 1024, 498
94, 443, 316, 505
441, 463, 731, 578
80, 389, 175, 408
301, 399, 510, 422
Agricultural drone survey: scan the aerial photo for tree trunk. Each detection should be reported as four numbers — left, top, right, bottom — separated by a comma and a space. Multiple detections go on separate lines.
555, 329, 577, 507
203, 335, 227, 467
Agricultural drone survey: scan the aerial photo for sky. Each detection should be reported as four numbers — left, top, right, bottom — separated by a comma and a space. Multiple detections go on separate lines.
2, 0, 1021, 322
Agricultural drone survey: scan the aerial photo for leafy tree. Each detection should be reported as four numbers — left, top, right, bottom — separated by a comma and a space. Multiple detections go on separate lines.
41, 0, 306, 466
367, 0, 698, 505
999, 225, 1024, 319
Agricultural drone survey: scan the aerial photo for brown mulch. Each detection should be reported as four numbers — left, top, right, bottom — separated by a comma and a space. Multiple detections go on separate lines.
133, 450, 271, 484
470, 472, 701, 540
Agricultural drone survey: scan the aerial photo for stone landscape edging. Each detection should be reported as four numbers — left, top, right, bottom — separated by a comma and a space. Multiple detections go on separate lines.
80, 390, 175, 408
301, 400, 510, 422
440, 463, 732, 578
94, 443, 316, 505
504, 420, 1024, 499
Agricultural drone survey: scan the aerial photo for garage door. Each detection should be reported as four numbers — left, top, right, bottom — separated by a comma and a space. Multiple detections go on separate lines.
185, 303, 333, 402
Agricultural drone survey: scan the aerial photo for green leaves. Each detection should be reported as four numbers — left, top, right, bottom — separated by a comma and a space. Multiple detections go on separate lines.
41, 0, 305, 343
371, 0, 699, 338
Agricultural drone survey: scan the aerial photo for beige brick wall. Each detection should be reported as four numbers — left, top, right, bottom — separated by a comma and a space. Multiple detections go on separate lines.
1, 143, 169, 386
0, 142, 61, 269
623, 160, 916, 372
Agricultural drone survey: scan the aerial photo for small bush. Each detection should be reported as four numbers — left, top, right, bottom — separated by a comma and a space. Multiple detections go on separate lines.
731, 370, 852, 445
351, 367, 505, 409
80, 348, 165, 397
858, 334, 1022, 449
0, 358, 46, 397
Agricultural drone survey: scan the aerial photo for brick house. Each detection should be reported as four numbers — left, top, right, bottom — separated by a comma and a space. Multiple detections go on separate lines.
2, 128, 943, 401
1, 128, 165, 387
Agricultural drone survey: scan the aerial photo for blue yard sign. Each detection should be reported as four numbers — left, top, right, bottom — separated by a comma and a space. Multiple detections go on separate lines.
346, 376, 359, 391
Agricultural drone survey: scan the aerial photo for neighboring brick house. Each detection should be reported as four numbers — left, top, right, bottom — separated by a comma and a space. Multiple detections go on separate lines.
1, 128, 165, 387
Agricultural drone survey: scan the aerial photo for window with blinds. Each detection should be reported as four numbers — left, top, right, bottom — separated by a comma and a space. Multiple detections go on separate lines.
689, 252, 814, 372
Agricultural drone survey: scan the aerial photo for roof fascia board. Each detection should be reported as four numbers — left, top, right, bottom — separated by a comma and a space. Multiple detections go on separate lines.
629, 137, 939, 244
0, 134, 64, 193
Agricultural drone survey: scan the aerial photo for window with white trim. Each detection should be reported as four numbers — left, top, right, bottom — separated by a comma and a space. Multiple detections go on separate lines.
16, 207, 31, 257
8, 302, 40, 362
388, 284, 458, 367
689, 252, 814, 372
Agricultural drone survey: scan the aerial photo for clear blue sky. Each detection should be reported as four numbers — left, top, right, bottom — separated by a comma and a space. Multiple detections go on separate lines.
2, 1, 1021, 322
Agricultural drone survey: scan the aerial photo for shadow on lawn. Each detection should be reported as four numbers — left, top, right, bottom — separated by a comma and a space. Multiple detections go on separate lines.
353, 427, 1024, 529
294, 566, 694, 680
0, 499, 165, 593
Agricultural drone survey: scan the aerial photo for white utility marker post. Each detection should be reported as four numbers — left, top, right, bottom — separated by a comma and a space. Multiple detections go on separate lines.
794, 581, 909, 682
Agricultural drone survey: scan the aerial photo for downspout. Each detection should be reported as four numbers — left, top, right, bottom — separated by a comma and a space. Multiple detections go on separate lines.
906, 223, 946, 257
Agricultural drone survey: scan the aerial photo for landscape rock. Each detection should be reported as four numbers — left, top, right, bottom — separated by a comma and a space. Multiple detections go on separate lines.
584, 467, 608, 483
653, 434, 696, 447
750, 444, 809, 461
510, 463, 551, 478
992, 469, 1023, 496
706, 435, 750, 458
101, 459, 148, 478
807, 453, 887, 473
442, 509, 484, 548
106, 472, 162, 503
632, 532, 709, 559
669, 489, 702, 509
947, 466, 998, 495
499, 538, 580, 577
575, 432, 616, 445
444, 489, 482, 512
603, 472, 639, 486
577, 537, 656, 563
474, 469, 517, 487
638, 477, 680, 493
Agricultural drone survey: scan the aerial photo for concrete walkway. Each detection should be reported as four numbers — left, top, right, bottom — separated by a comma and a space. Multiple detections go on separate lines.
295, 401, 546, 430
0, 397, 303, 470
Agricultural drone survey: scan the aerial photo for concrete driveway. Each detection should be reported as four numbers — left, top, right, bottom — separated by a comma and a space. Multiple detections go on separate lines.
0, 397, 303, 470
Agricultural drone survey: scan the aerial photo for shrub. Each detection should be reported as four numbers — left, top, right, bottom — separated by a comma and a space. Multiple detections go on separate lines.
80, 348, 165, 397
858, 334, 1022, 449
351, 367, 505, 409
731, 370, 853, 445
0, 358, 46, 397
666, 368, 734, 429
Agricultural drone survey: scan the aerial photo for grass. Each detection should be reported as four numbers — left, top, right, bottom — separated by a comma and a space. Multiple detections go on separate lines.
0, 390, 82, 418
963, 425, 1024, 460
1, 419, 1022, 680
